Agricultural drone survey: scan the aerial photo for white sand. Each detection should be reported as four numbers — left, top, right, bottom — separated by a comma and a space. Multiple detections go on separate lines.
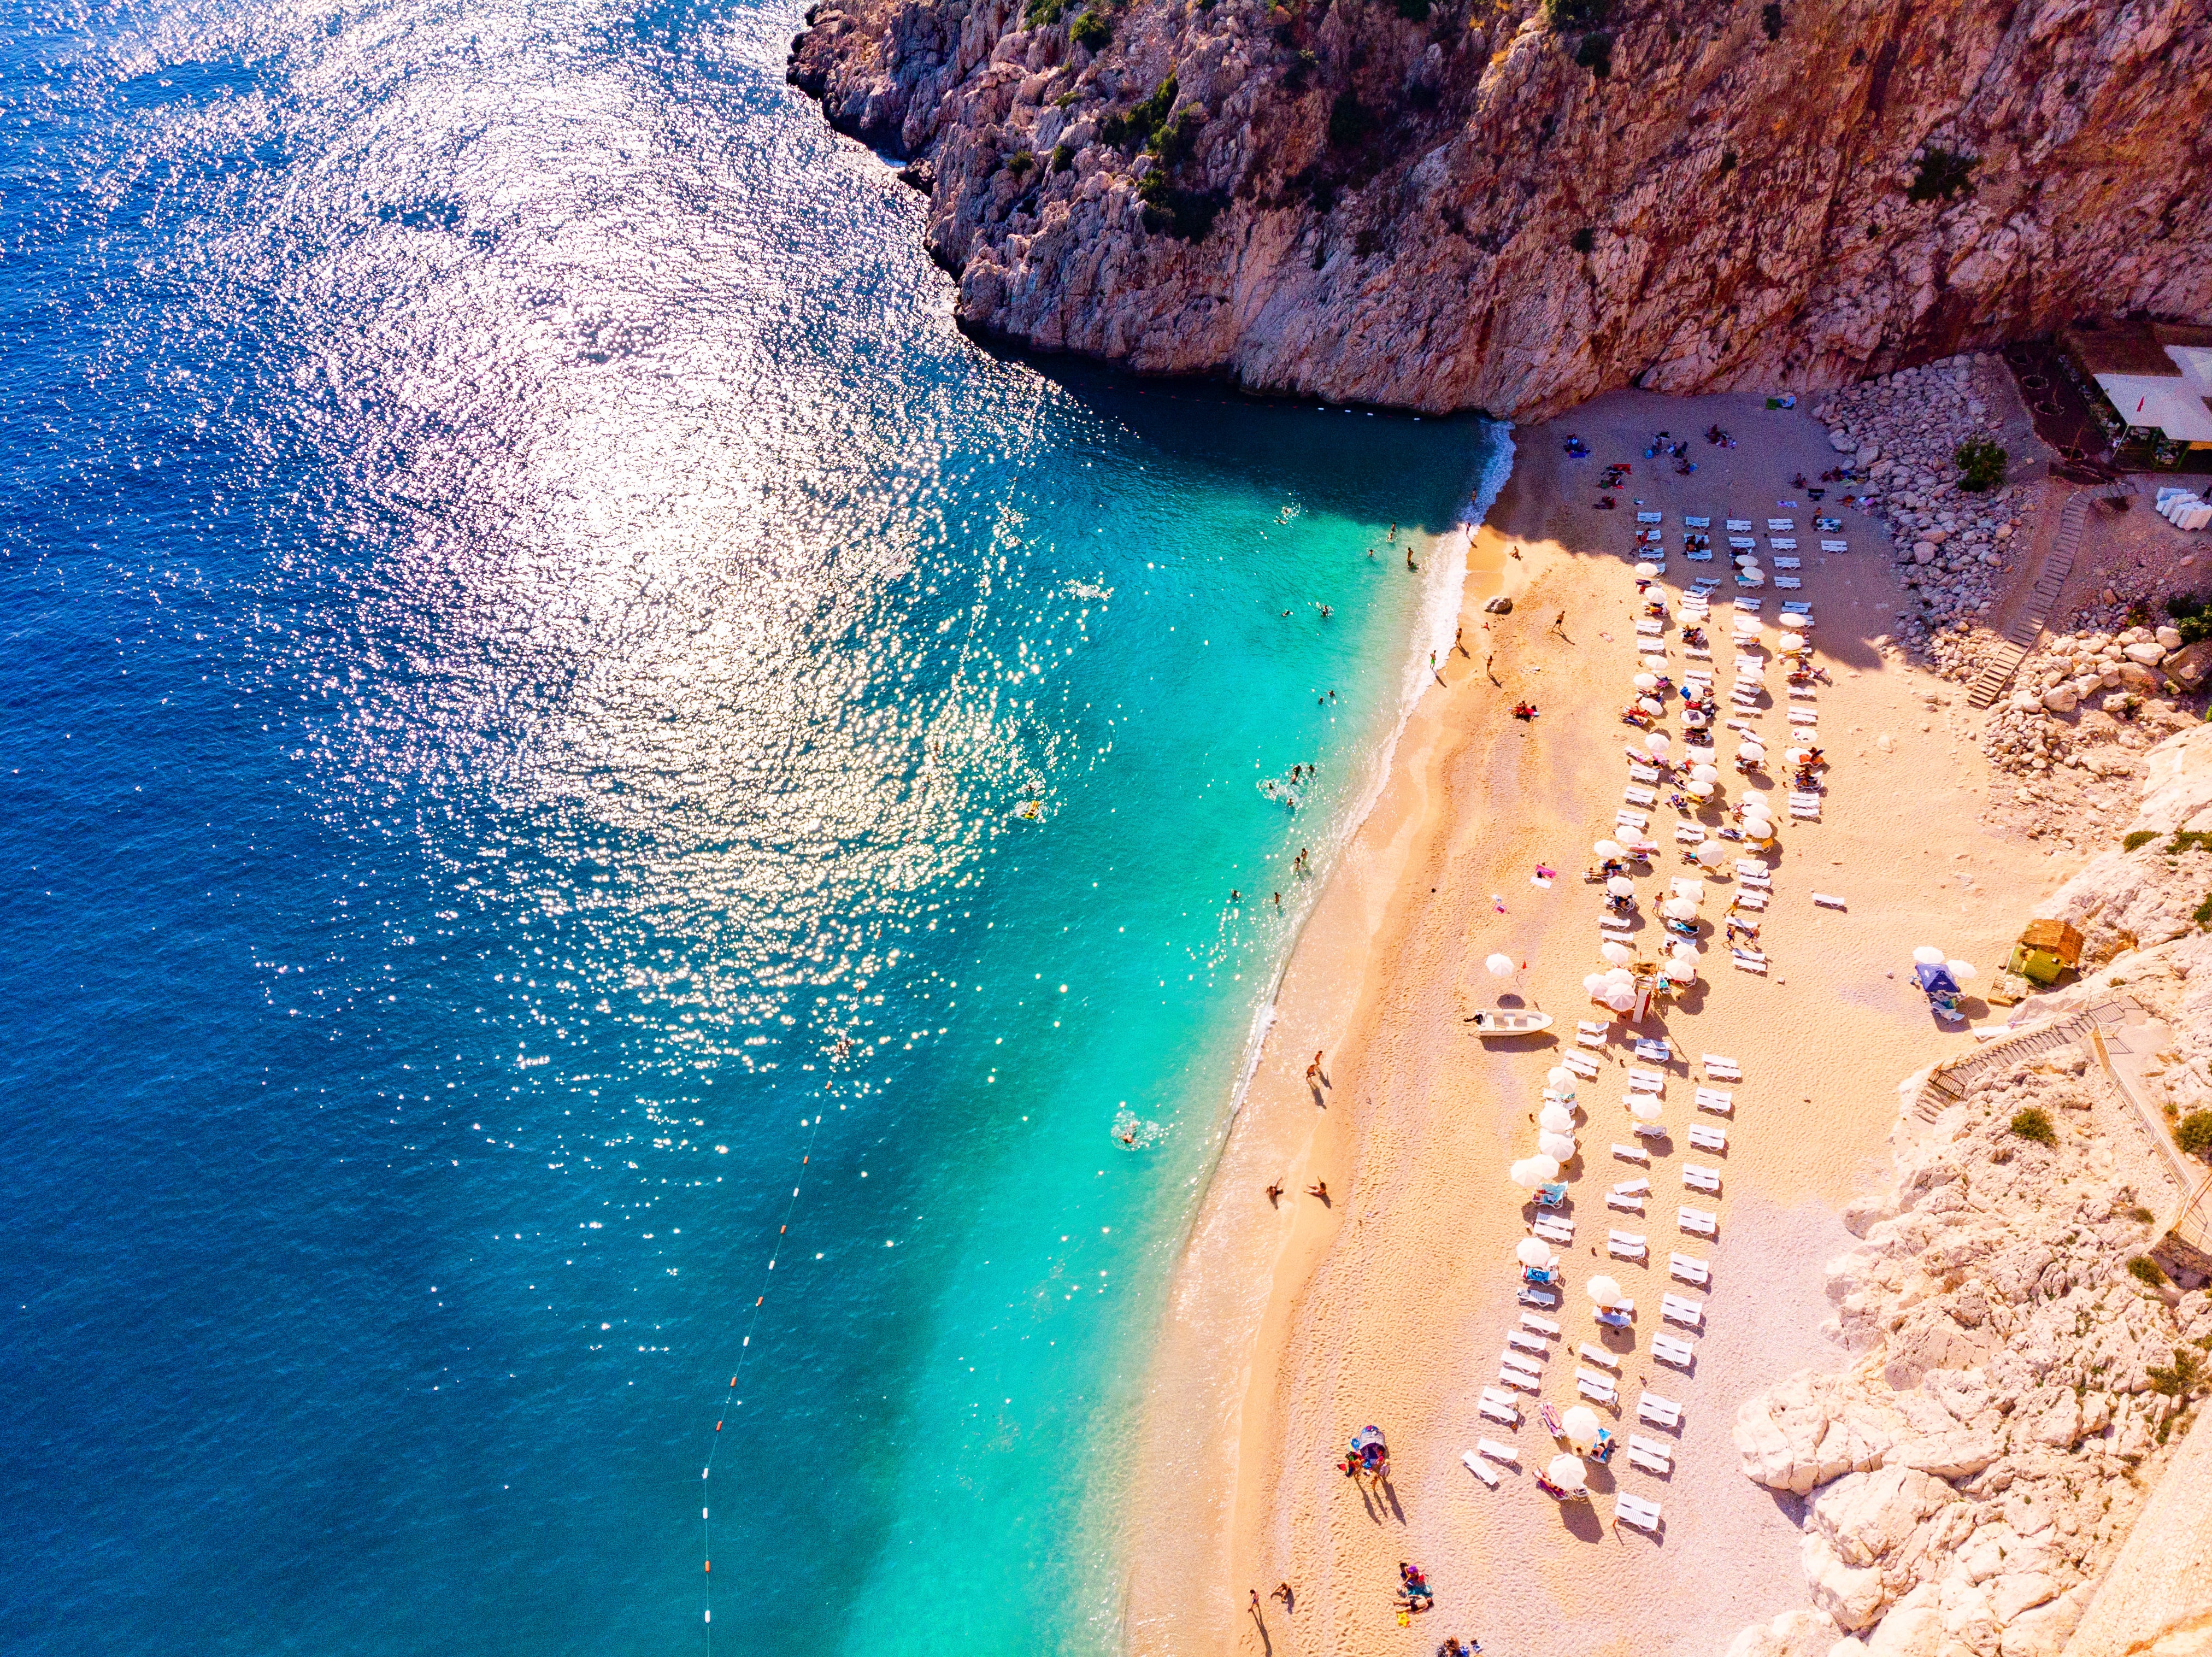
1122, 391, 2079, 1657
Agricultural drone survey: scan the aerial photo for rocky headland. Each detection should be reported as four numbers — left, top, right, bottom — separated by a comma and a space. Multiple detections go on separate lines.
790, 0, 2212, 418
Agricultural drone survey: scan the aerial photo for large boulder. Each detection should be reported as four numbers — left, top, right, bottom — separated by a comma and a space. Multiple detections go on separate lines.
2126, 641, 2170, 667
2166, 638, 2212, 690
1726, 1607, 1847, 1657
1811, 1465, 1961, 1568
1864, 1585, 1945, 1657
1736, 1373, 1907, 1494
1806, 1534, 1892, 1631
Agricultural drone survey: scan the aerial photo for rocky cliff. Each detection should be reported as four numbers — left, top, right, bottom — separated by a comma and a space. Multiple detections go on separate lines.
788, 0, 2212, 418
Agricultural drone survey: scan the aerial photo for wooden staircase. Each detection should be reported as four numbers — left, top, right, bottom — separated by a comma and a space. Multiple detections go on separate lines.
1966, 482, 2135, 709
1910, 995, 2142, 1123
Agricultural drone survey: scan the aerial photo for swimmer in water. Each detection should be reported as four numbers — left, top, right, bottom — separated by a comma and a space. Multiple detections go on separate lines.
1406, 548, 1417, 571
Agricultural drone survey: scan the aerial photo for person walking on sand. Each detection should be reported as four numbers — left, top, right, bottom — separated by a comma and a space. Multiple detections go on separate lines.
1273, 1583, 1294, 1609
1454, 623, 1465, 656
1307, 1179, 1328, 1200
1266, 1179, 1284, 1204
1305, 1051, 1322, 1084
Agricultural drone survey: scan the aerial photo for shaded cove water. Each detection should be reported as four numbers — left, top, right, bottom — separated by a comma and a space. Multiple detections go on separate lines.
0, 0, 1506, 1652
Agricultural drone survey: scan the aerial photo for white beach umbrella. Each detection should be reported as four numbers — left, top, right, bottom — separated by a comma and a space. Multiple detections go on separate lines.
1670, 939, 1699, 960
1604, 966, 1635, 985
1582, 972, 1608, 994
1739, 742, 1765, 764
1547, 1066, 1574, 1089
1516, 1236, 1551, 1268
1607, 876, 1635, 897
1695, 841, 1727, 867
1634, 672, 1659, 692
1605, 987, 1636, 1012
1683, 710, 1708, 728
1662, 898, 1697, 921
1645, 733, 1670, 756
1600, 941, 1633, 965
1946, 960, 1979, 982
1740, 797, 1773, 819
1531, 1154, 1561, 1182
1586, 1274, 1623, 1307
1509, 1157, 1544, 1189
1539, 1130, 1576, 1162
1629, 1096, 1662, 1121
1539, 1103, 1577, 1133
1670, 960, 1699, 985
1638, 696, 1663, 715
1549, 1454, 1589, 1490
1561, 1406, 1602, 1449
1633, 562, 1658, 579
1486, 952, 1516, 978
1593, 839, 1625, 859
1674, 880, 1704, 905
1687, 779, 1715, 798
1691, 764, 1719, 783
1913, 945, 1946, 966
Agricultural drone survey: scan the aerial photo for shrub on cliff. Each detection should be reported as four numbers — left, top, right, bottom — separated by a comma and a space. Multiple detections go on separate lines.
2178, 1109, 2212, 1160
1102, 72, 1177, 151
1138, 173, 1226, 242
1954, 436, 2007, 492
1327, 91, 1373, 148
1908, 146, 1976, 203
1542, 0, 1611, 28
1004, 149, 1037, 181
1070, 8, 1111, 50
2164, 593, 2212, 646
1574, 30, 1613, 75
1395, 0, 1432, 18
2009, 1106, 2056, 1145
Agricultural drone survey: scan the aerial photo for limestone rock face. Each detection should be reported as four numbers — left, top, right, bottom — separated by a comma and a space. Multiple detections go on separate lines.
788, 0, 2212, 418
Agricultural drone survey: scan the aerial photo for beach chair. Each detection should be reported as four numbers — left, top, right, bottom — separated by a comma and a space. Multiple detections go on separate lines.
1627, 761, 1660, 783
1614, 1493, 1663, 1534
1815, 516, 1842, 531
1533, 1215, 1574, 1244
1520, 1311, 1561, 1337
1788, 708, 1819, 726
1561, 1053, 1599, 1081
1669, 1252, 1709, 1286
1661, 1292, 1706, 1329
1579, 1341, 1621, 1370
1732, 950, 1767, 974
1768, 537, 1797, 551
1820, 538, 1848, 553
1728, 536, 1756, 551
1623, 785, 1657, 807
1780, 600, 1812, 614
1616, 809, 1649, 831
1461, 1450, 1499, 1487
1576, 1020, 1610, 1050
1634, 619, 1664, 637
1791, 791, 1823, 809
1577, 1370, 1621, 1404
1599, 914, 1636, 933
1611, 1142, 1649, 1166
1774, 577, 1803, 590
1684, 546, 1713, 561
1652, 1331, 1695, 1370
1479, 1437, 1520, 1465
1627, 1065, 1665, 1090
1674, 824, 1705, 844
1478, 1392, 1520, 1426
1731, 889, 1768, 912
1682, 1164, 1721, 1194
1693, 1086, 1733, 1115
1687, 1124, 1726, 1153
1766, 518, 1795, 532
1507, 1329, 1549, 1356
1678, 1206, 1718, 1237
1626, 1441, 1672, 1476
1608, 1231, 1648, 1261
1633, 1037, 1672, 1062
1703, 1054, 1741, 1082
1684, 516, 1711, 528
1725, 519, 1751, 532
1629, 1120, 1667, 1141
1773, 555, 1801, 569
1811, 891, 1846, 910
1499, 1366, 1540, 1393
1732, 596, 1762, 612
1606, 1191, 1646, 1215
1790, 801, 1820, 819
1787, 683, 1816, 699
1501, 1350, 1544, 1378
1637, 510, 1663, 524
1636, 1391, 1682, 1429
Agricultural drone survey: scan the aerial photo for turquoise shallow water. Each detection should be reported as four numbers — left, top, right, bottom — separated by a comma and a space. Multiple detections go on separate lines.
0, 0, 1504, 1651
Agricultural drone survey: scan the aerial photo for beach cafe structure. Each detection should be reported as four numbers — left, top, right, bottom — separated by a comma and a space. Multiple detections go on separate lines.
2058, 318, 2212, 459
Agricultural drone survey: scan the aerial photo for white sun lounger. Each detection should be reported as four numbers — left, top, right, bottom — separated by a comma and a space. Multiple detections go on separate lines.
1579, 1341, 1620, 1370
1682, 1164, 1721, 1193
1725, 519, 1751, 532
1669, 1252, 1709, 1285
1731, 889, 1768, 911
1599, 914, 1636, 932
1628, 1432, 1672, 1466
1702, 1054, 1741, 1080
1694, 1087, 1733, 1115
1637, 510, 1663, 524
1788, 708, 1819, 725
1769, 537, 1797, 551
1561, 1051, 1600, 1079
1787, 684, 1816, 699
1781, 600, 1812, 615
1678, 1206, 1718, 1237
1635, 620, 1664, 636
1630, 1120, 1667, 1141
1623, 785, 1657, 807
1596, 1297, 1632, 1316
1687, 1124, 1726, 1153
1533, 1215, 1574, 1244
1790, 801, 1820, 819
1616, 809, 1649, 830
1811, 891, 1846, 909
1578, 1371, 1620, 1403
1507, 1329, 1549, 1355
1820, 538, 1848, 553
1576, 1020, 1609, 1049
1683, 644, 1713, 660
1628, 1066, 1666, 1090
1607, 1191, 1646, 1214
1633, 1037, 1671, 1062
1734, 859, 1767, 878
1611, 1142, 1649, 1165
1652, 1331, 1695, 1370
1520, 1311, 1561, 1337
1791, 790, 1823, 808
1627, 762, 1660, 783
1732, 596, 1762, 610
1675, 824, 1705, 845
1627, 1443, 1672, 1475
1728, 535, 1757, 550
1479, 1437, 1520, 1465
1608, 1230, 1648, 1260
1611, 1176, 1650, 1197
1774, 576, 1803, 589
1479, 1393, 1520, 1426
1462, 1449, 1500, 1486
1767, 518, 1795, 531
1662, 1292, 1706, 1328
1502, 1350, 1544, 1378
1773, 555, 1801, 568
1732, 951, 1767, 974
1636, 1391, 1682, 1429
1498, 1366, 1540, 1392
1615, 1493, 1663, 1533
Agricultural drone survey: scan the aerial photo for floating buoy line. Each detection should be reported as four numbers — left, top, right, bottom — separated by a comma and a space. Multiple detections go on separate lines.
699, 1108, 826, 1646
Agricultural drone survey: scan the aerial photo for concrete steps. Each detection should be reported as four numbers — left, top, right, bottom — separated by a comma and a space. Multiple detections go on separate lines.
1967, 481, 2137, 708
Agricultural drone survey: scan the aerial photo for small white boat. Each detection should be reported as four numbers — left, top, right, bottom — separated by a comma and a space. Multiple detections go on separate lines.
1468, 1009, 1555, 1036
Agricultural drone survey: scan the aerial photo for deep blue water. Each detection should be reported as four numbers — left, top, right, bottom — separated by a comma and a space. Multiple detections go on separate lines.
0, 2, 1501, 1652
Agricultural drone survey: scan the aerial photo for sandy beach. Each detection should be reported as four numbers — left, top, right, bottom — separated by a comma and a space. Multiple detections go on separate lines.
1121, 391, 2081, 1657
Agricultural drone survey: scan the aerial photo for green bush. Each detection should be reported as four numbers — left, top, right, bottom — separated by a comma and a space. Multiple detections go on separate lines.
1954, 436, 2007, 492
2166, 592, 2212, 645
1575, 30, 1613, 74
1328, 90, 1373, 148
2148, 1346, 2204, 1397
2010, 1107, 2056, 1145
1395, 0, 1432, 17
2178, 1109, 2212, 1159
1138, 174, 1226, 241
1050, 142, 1074, 173
2132, 1205, 2157, 1224
1070, 8, 1111, 49
1153, 106, 1203, 166
1542, 0, 1611, 27
1908, 146, 1976, 203
1025, 0, 1066, 22
2125, 830, 2160, 851
2195, 891, 2212, 930
2129, 1255, 2168, 1288
1004, 149, 1036, 180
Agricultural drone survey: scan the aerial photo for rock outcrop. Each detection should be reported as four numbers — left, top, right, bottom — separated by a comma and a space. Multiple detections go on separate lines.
789, 0, 2212, 419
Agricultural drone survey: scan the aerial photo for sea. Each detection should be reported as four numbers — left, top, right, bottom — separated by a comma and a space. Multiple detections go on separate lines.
0, 1, 1507, 1652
